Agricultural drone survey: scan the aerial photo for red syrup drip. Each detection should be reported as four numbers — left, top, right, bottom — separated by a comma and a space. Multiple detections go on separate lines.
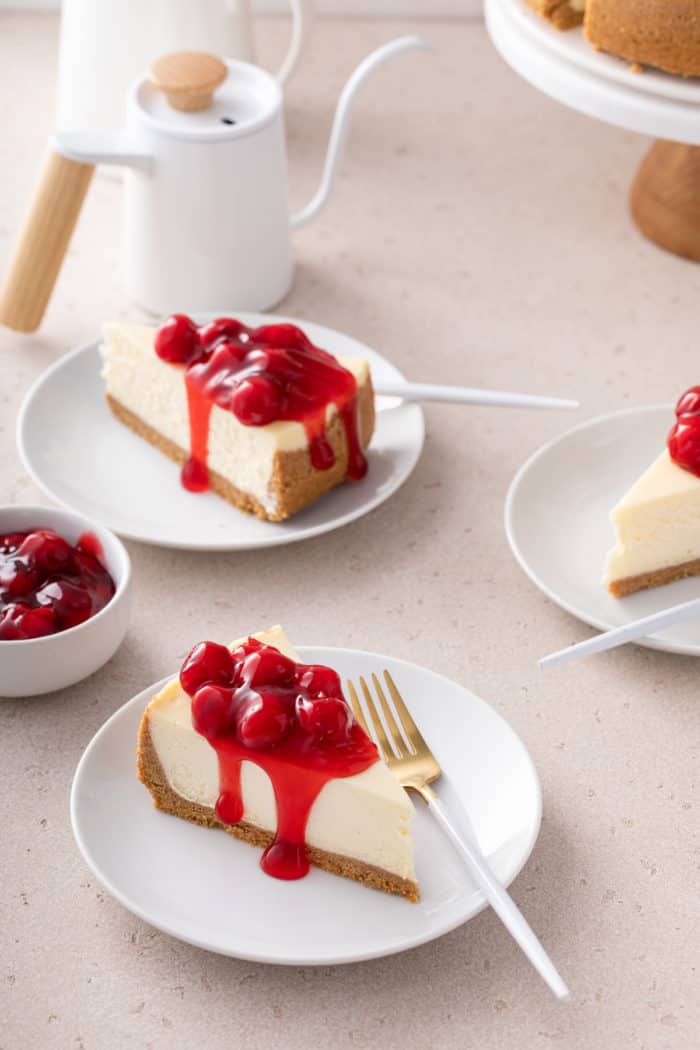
154, 314, 367, 493
0, 529, 115, 640
180, 637, 378, 880
668, 386, 700, 477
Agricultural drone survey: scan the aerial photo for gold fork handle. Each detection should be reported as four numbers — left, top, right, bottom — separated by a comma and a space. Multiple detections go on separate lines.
426, 793, 571, 1002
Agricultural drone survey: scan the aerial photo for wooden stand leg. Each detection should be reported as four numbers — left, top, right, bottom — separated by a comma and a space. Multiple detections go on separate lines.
630, 140, 700, 263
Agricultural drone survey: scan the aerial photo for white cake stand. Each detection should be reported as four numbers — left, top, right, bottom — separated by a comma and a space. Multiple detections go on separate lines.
485, 0, 700, 260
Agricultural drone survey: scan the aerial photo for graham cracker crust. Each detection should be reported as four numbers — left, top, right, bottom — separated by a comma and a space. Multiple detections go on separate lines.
136, 713, 419, 903
106, 375, 375, 523
525, 0, 583, 30
609, 556, 700, 597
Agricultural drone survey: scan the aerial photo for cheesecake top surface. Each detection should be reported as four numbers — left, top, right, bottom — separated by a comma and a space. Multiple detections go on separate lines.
613, 449, 700, 516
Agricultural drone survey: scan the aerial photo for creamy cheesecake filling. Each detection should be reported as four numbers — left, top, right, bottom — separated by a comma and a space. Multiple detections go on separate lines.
145, 627, 417, 883
605, 450, 700, 585
100, 323, 369, 517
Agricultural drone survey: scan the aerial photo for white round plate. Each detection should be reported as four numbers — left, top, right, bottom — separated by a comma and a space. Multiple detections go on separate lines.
17, 314, 424, 551
486, 0, 700, 146
505, 405, 700, 657
71, 646, 542, 965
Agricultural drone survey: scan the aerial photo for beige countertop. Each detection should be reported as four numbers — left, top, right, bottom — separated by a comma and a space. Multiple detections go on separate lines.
1, 11, 699, 1050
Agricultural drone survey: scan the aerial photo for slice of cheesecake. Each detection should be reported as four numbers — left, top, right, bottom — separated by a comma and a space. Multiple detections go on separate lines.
605, 389, 700, 597
137, 626, 419, 900
100, 317, 375, 523
605, 450, 700, 597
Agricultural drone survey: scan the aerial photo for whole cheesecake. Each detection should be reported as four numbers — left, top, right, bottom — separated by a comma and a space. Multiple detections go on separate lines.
604, 387, 700, 596
137, 626, 419, 900
526, 0, 700, 76
101, 316, 375, 522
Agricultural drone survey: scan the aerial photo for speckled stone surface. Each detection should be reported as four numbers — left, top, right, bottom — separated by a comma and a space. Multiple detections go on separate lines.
1, 12, 699, 1050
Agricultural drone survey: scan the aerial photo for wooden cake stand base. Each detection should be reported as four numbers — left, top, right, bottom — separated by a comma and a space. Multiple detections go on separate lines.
630, 141, 700, 263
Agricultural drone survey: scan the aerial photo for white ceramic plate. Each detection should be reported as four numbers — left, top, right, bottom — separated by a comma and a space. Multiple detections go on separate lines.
505, 405, 700, 657
71, 645, 542, 965
17, 314, 424, 551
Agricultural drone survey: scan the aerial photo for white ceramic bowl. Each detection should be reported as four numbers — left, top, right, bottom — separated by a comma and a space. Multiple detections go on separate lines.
0, 505, 132, 697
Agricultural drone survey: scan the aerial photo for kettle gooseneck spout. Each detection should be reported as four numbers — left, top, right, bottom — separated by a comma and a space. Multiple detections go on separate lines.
290, 35, 430, 231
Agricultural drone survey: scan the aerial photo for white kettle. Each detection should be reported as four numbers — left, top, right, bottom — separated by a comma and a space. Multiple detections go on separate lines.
57, 0, 314, 131
0, 38, 427, 333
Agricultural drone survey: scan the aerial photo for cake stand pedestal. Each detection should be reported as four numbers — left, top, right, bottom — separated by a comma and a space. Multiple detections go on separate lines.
485, 0, 700, 261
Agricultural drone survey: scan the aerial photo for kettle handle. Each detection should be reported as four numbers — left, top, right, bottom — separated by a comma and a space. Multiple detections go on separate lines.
0, 149, 94, 333
277, 0, 314, 85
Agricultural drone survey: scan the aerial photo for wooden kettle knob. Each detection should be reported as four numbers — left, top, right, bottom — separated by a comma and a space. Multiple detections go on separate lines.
150, 52, 227, 112
0, 150, 95, 333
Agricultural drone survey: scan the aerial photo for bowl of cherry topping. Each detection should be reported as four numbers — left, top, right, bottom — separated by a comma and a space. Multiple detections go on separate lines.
0, 505, 132, 697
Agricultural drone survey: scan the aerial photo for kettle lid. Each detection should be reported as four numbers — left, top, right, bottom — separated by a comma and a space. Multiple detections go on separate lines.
133, 51, 282, 141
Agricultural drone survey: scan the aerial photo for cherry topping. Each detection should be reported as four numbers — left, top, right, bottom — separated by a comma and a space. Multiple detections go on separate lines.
296, 694, 352, 742
249, 323, 310, 351
153, 314, 368, 494
180, 640, 235, 695
676, 386, 700, 419
231, 375, 282, 426
297, 664, 342, 697
668, 385, 700, 477
191, 684, 234, 739
35, 579, 92, 630
0, 529, 114, 641
199, 317, 246, 350
0, 603, 56, 640
236, 692, 292, 749
180, 638, 378, 881
154, 314, 200, 365
242, 647, 295, 688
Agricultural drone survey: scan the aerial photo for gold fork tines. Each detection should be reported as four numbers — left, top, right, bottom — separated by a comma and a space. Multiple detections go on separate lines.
346, 671, 440, 801
347, 668, 571, 1001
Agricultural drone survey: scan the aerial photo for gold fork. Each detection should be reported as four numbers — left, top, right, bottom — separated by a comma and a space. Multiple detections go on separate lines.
347, 670, 570, 1002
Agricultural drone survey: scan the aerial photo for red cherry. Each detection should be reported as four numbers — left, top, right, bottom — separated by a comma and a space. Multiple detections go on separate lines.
0, 558, 39, 597
180, 641, 235, 696
155, 314, 201, 365
676, 386, 700, 419
0, 603, 56, 640
36, 579, 93, 629
242, 646, 296, 688
209, 339, 248, 368
19, 606, 56, 638
296, 695, 352, 741
231, 375, 282, 426
249, 323, 309, 350
297, 664, 342, 698
230, 637, 264, 663
237, 693, 291, 749
192, 684, 233, 738
668, 419, 700, 475
17, 530, 74, 575
198, 318, 247, 349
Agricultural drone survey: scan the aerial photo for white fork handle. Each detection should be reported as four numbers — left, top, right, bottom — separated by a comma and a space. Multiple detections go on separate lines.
427, 794, 570, 1001
373, 381, 578, 411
